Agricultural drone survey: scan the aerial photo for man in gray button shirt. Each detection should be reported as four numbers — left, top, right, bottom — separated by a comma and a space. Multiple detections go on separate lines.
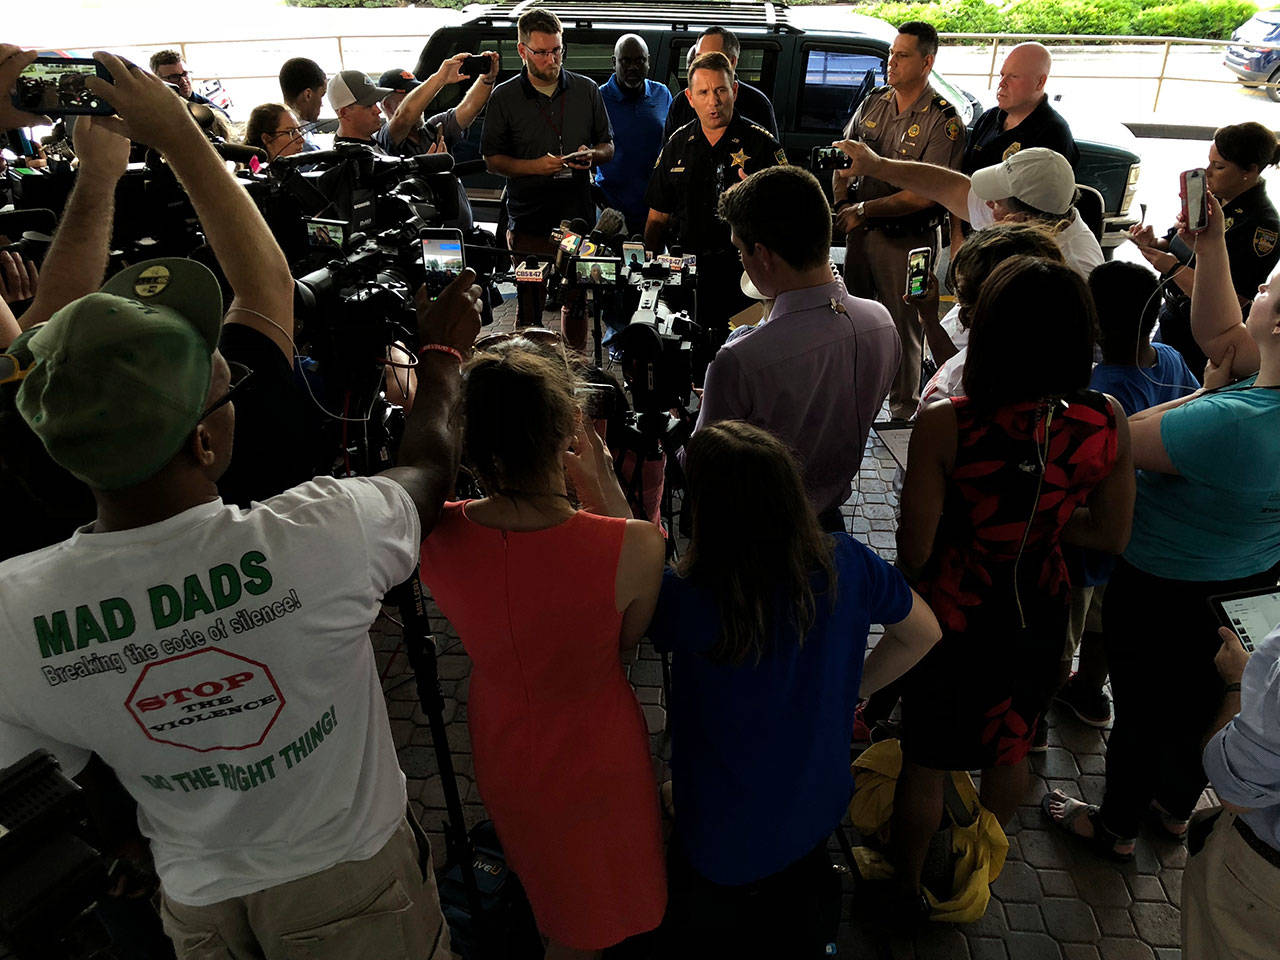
481, 7, 613, 338
692, 165, 900, 532
1185, 623, 1280, 959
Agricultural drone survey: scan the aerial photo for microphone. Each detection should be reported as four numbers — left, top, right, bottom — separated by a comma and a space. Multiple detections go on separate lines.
515, 258, 551, 282
450, 158, 487, 178
401, 152, 455, 175
213, 141, 268, 164
589, 207, 627, 244
269, 141, 376, 168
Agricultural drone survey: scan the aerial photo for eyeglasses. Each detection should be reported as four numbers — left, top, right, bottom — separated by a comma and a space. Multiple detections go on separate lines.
267, 128, 304, 140
199, 361, 253, 421
524, 44, 563, 60
161, 70, 191, 80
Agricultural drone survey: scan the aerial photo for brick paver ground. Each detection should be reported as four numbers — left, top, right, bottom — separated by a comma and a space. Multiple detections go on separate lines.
371, 295, 1192, 959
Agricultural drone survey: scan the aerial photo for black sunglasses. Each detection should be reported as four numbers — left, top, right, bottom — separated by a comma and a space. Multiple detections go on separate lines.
199, 361, 254, 421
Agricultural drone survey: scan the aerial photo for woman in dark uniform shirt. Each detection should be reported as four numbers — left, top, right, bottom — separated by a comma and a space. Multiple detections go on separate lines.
1131, 121, 1280, 373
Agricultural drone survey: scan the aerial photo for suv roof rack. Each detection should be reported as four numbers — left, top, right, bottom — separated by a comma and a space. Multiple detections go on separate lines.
464, 0, 800, 34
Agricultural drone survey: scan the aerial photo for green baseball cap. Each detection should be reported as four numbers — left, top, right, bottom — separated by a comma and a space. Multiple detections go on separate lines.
16, 258, 225, 490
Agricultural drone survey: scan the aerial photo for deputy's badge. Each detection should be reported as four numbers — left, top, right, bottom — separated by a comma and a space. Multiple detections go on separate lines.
1223, 216, 1235, 232
907, 123, 921, 138
134, 265, 171, 298
774, 149, 788, 165
945, 118, 961, 141
1254, 227, 1278, 257
729, 148, 749, 168
1002, 142, 1022, 161
864, 119, 877, 129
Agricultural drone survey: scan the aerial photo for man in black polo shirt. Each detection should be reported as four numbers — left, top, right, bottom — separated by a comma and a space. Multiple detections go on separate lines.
663, 27, 778, 142
962, 42, 1078, 174
481, 7, 614, 340
646, 51, 785, 349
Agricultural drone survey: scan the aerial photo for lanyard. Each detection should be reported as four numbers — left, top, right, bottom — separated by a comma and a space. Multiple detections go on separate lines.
533, 90, 567, 151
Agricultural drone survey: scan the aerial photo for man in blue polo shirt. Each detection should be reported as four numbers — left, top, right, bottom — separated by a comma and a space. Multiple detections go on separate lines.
596, 35, 672, 237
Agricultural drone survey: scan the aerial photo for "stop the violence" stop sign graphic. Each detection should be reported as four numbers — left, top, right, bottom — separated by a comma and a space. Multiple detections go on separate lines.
125, 648, 285, 752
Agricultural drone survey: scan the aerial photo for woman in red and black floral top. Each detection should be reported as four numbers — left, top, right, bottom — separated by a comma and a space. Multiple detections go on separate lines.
888, 256, 1135, 917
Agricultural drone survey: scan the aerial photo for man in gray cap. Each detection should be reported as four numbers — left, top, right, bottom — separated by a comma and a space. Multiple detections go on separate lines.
329, 69, 396, 152
0, 52, 480, 960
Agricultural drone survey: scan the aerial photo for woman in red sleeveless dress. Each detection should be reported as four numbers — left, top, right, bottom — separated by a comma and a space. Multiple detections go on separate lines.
420, 345, 666, 958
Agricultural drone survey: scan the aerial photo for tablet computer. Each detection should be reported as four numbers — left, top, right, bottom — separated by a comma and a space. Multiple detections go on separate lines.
1209, 585, 1280, 653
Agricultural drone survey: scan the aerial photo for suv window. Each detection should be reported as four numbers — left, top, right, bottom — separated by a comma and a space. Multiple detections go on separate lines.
797, 46, 883, 133
666, 41, 778, 94
424, 36, 617, 112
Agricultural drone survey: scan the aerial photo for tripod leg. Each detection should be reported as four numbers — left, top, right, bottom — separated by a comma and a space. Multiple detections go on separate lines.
389, 575, 483, 920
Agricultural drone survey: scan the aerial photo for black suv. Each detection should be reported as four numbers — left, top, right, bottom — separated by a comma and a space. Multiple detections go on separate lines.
415, 0, 1141, 251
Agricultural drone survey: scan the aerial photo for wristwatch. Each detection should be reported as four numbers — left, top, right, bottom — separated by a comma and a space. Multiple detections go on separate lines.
854, 201, 867, 220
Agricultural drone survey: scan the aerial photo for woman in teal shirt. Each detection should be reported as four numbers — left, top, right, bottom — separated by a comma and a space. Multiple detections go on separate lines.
1047, 192, 1280, 859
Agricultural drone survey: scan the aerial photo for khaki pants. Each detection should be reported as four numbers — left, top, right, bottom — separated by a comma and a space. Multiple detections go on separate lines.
160, 819, 453, 960
1183, 811, 1280, 960
844, 225, 938, 420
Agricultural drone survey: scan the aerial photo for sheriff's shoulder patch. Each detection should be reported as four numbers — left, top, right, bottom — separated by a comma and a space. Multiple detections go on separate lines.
774, 149, 788, 165
945, 117, 962, 141
1254, 227, 1277, 257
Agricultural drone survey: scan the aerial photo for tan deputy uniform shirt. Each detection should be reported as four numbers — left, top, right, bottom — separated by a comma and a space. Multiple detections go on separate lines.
843, 83, 966, 205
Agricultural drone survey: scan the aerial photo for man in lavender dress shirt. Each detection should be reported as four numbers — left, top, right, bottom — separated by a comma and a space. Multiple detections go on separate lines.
691, 166, 900, 532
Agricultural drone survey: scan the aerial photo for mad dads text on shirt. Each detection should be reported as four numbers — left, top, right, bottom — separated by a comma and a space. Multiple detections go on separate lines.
30, 550, 302, 660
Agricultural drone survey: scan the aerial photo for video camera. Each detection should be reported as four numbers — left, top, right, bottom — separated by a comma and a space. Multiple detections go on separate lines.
0, 751, 111, 960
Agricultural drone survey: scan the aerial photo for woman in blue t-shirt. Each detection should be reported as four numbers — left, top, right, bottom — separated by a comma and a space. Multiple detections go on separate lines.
649, 420, 940, 956
1046, 192, 1280, 859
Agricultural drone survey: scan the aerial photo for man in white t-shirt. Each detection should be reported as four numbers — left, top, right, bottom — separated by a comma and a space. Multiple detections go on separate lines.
834, 140, 1103, 279
0, 53, 481, 960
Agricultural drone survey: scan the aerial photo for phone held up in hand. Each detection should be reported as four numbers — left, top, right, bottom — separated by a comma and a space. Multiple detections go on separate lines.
11, 56, 115, 117
459, 54, 493, 79
1180, 168, 1209, 233
810, 145, 851, 171
905, 247, 932, 298
420, 228, 466, 300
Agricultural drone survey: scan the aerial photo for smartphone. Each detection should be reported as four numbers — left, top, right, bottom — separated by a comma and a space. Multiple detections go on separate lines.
574, 256, 621, 286
1181, 168, 1208, 233
459, 54, 493, 79
561, 149, 593, 165
905, 246, 932, 298
12, 56, 114, 117
421, 228, 465, 276
811, 145, 851, 171
623, 241, 645, 268
1209, 586, 1280, 653
305, 218, 349, 250
575, 382, 615, 420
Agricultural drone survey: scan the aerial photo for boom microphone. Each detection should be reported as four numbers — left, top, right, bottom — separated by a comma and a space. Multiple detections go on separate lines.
589, 208, 627, 244
213, 142, 268, 164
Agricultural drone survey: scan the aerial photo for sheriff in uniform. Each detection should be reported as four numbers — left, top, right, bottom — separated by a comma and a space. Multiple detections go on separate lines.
645, 51, 785, 350
834, 23, 965, 419
1154, 179, 1280, 372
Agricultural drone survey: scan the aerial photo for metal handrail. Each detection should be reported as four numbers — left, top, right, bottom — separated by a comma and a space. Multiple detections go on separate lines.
939, 32, 1280, 109
31, 30, 1280, 114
